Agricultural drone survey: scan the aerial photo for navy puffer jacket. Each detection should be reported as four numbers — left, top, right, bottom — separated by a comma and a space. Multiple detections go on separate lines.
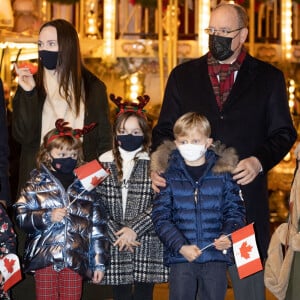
152, 144, 246, 266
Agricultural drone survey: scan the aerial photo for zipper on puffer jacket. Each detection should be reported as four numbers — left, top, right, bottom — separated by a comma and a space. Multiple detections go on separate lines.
194, 185, 198, 204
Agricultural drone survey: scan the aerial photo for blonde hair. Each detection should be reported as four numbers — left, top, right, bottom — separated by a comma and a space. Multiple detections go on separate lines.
36, 128, 84, 169
173, 112, 211, 138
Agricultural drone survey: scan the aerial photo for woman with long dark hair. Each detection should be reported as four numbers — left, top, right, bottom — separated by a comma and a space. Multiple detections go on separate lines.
13, 19, 112, 195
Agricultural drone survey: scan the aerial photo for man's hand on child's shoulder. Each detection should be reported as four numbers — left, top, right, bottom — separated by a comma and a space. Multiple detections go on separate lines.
151, 171, 166, 193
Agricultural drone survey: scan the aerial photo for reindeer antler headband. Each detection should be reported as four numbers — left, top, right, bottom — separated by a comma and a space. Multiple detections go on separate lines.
109, 94, 150, 119
47, 119, 97, 145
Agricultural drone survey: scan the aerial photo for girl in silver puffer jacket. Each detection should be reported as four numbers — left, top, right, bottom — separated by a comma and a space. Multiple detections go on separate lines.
14, 120, 110, 300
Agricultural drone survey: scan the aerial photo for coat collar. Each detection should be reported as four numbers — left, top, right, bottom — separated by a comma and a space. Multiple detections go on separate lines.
150, 140, 238, 174
199, 53, 258, 111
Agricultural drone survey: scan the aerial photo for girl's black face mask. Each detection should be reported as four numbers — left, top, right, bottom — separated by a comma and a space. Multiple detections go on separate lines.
116, 134, 144, 152
51, 157, 77, 174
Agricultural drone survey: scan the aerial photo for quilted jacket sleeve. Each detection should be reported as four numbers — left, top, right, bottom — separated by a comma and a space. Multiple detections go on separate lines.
152, 183, 188, 254
221, 173, 246, 235
14, 173, 52, 233
89, 197, 110, 271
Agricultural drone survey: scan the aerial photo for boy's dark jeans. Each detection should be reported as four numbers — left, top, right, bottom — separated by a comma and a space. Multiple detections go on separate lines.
169, 261, 227, 300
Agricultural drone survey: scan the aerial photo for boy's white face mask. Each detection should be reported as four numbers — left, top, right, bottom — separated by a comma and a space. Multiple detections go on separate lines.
177, 144, 207, 162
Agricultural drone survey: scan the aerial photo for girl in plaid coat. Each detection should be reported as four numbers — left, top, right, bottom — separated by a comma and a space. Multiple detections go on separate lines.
97, 95, 168, 300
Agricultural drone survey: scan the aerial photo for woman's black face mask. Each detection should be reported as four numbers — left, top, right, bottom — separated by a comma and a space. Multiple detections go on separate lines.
39, 50, 58, 70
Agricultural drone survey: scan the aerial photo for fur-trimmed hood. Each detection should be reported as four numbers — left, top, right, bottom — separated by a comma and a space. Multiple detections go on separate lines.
151, 140, 238, 174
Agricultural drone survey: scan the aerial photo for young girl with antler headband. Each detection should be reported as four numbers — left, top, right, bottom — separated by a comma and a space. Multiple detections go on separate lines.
96, 94, 169, 300
14, 119, 110, 300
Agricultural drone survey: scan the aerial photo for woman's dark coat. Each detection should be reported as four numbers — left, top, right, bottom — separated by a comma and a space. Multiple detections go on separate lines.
12, 69, 112, 194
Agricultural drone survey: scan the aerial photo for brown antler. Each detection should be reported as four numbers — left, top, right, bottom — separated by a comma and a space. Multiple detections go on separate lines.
55, 119, 72, 133
73, 123, 97, 138
109, 93, 150, 119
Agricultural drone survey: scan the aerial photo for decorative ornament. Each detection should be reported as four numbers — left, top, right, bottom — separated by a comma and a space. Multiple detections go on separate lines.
47, 119, 97, 145
110, 93, 150, 119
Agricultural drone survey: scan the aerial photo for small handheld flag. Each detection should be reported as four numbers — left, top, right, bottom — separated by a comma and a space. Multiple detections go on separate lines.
67, 160, 110, 208
0, 253, 22, 291
74, 159, 110, 191
231, 223, 263, 279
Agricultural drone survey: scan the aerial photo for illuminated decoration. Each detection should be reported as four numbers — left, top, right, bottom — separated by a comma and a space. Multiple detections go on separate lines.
197, 0, 210, 56
0, 42, 36, 50
41, 0, 49, 22
288, 79, 295, 114
85, 0, 99, 38
124, 72, 145, 102
163, 0, 179, 74
103, 0, 116, 65
0, 42, 38, 62
157, 0, 164, 100
257, 1, 278, 40
0, 0, 14, 28
281, 0, 292, 61
121, 41, 146, 55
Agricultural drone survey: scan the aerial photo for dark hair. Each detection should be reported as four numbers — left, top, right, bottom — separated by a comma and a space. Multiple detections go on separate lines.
112, 111, 151, 182
36, 19, 83, 116
37, 128, 84, 169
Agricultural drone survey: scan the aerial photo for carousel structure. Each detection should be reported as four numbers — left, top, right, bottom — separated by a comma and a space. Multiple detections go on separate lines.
0, 0, 300, 224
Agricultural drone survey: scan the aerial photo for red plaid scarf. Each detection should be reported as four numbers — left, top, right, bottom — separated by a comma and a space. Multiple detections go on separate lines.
208, 48, 246, 110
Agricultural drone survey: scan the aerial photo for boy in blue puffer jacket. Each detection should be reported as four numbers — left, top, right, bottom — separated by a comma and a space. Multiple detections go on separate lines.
151, 112, 246, 300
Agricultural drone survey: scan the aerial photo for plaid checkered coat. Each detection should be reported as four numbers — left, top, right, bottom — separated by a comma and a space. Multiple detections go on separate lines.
97, 150, 169, 285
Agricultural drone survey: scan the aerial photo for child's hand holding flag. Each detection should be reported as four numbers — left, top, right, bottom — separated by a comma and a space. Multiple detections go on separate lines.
200, 223, 263, 279
68, 160, 110, 208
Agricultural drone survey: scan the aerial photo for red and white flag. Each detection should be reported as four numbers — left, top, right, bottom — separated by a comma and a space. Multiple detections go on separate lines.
0, 253, 22, 291
74, 159, 110, 191
231, 223, 263, 279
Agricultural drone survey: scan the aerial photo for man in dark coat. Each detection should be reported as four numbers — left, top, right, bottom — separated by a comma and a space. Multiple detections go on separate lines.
151, 3, 297, 300
0, 79, 10, 207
